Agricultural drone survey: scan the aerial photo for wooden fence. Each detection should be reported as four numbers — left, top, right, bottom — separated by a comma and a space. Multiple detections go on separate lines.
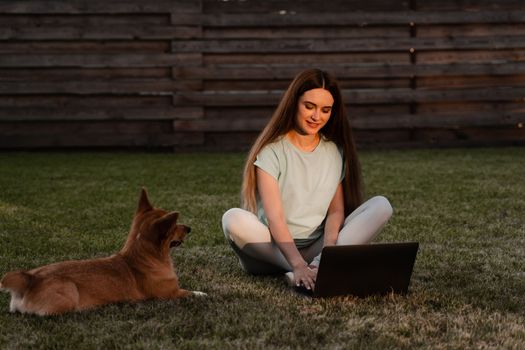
1, 0, 524, 150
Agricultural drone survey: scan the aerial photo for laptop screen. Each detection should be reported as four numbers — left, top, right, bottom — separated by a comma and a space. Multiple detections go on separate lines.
313, 242, 419, 298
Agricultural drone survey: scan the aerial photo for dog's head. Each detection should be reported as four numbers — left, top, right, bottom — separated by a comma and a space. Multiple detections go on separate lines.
123, 188, 191, 255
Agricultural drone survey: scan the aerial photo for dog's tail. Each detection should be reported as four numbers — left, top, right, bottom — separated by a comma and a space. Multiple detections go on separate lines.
0, 271, 33, 295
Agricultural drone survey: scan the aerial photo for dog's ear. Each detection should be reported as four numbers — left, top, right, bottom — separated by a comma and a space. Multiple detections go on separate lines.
154, 211, 179, 236
137, 188, 153, 213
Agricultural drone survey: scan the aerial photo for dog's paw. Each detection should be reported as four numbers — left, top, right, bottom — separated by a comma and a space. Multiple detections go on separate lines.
192, 291, 207, 297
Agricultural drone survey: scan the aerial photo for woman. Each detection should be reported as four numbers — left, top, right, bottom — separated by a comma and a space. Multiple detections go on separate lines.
222, 69, 392, 291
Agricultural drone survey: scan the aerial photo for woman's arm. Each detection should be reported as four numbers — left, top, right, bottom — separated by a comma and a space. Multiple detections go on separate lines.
324, 183, 345, 246
256, 167, 316, 289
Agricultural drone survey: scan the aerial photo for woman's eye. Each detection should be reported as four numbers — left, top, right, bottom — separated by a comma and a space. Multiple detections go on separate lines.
304, 103, 314, 109
322, 108, 331, 113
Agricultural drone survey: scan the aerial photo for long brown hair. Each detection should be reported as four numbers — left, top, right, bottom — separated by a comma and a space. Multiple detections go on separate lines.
241, 68, 363, 217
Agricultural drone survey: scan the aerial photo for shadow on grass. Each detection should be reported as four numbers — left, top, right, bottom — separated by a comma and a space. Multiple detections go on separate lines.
412, 243, 525, 315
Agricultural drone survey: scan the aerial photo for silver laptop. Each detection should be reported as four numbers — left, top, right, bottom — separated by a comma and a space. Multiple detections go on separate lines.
302, 242, 419, 298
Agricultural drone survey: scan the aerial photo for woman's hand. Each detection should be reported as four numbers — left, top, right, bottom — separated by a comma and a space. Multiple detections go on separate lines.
293, 263, 318, 290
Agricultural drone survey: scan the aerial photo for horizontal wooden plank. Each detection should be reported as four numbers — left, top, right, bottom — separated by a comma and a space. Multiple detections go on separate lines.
355, 127, 525, 148
204, 107, 274, 120
413, 62, 525, 77
0, 95, 172, 107
0, 120, 172, 134
348, 87, 525, 104
0, 107, 203, 121
417, 101, 525, 114
173, 112, 525, 131
348, 104, 411, 117
0, 41, 170, 54
0, 25, 202, 40
203, 52, 410, 65
0, 120, 205, 148
416, 0, 524, 11
202, 0, 409, 13
0, 14, 169, 26
203, 80, 290, 91
0, 53, 201, 68
0, 133, 203, 148
0, 79, 201, 94
417, 49, 525, 64
174, 118, 267, 132
0, 1, 200, 14
417, 75, 525, 89
172, 11, 525, 27
203, 26, 408, 39
173, 62, 525, 80
173, 90, 282, 106
203, 78, 410, 91
172, 36, 525, 53
0, 68, 170, 81
417, 24, 525, 38
352, 112, 525, 129
172, 87, 525, 106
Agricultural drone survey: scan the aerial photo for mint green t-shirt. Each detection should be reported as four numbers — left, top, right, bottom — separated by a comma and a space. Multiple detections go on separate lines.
254, 135, 344, 248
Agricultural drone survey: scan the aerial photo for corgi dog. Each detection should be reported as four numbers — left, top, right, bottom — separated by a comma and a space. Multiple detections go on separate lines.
0, 188, 205, 315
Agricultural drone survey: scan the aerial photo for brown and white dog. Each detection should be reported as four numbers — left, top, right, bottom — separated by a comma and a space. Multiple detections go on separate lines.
0, 188, 205, 316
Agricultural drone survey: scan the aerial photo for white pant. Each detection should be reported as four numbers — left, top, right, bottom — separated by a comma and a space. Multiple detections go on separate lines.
222, 196, 393, 274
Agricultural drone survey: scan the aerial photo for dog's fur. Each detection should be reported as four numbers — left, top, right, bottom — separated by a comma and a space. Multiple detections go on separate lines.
0, 188, 205, 316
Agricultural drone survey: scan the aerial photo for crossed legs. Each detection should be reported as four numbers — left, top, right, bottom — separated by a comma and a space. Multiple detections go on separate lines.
222, 196, 393, 275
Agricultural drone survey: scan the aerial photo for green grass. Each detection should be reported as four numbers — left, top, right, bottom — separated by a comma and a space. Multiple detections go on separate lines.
0, 148, 524, 349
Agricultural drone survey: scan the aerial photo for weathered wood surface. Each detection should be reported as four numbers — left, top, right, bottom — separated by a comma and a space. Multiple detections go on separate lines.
1, 0, 524, 150
172, 37, 525, 53
0, 1, 200, 14
173, 62, 525, 80
172, 11, 525, 26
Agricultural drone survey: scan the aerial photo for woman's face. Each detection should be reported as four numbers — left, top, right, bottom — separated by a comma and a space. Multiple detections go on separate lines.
295, 88, 334, 136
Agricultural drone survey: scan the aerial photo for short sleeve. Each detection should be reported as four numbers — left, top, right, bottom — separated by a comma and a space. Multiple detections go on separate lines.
254, 145, 280, 180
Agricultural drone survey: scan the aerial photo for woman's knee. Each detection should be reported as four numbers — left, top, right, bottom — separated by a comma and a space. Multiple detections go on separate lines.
222, 207, 268, 248
369, 195, 393, 222
222, 208, 244, 240
222, 207, 242, 228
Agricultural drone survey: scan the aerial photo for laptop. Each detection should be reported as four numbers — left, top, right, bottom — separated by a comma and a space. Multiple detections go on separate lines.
303, 242, 419, 298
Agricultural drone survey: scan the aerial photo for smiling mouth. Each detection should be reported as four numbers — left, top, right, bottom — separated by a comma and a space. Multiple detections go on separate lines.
306, 121, 320, 128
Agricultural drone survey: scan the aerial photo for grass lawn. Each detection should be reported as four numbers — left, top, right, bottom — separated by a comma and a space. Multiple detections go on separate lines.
0, 148, 524, 349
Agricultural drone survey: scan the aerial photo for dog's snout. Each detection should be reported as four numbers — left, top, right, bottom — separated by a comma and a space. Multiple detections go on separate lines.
186, 226, 191, 234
